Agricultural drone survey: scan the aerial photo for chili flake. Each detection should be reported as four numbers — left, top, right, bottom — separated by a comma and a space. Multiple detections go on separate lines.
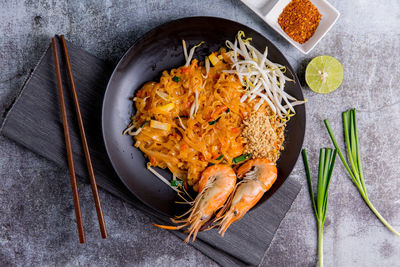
278, 0, 322, 44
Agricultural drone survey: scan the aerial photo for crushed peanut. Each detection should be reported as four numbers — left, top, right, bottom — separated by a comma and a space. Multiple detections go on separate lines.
242, 108, 285, 163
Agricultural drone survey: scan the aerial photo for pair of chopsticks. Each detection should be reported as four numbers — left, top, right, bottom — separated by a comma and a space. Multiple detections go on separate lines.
51, 35, 107, 243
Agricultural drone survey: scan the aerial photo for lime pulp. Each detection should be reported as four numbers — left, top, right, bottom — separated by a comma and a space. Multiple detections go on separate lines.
305, 55, 344, 94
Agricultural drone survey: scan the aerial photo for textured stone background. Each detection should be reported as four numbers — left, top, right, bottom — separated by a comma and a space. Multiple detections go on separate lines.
1, 0, 400, 266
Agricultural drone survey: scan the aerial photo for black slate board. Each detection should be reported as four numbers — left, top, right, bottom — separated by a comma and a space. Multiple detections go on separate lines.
0, 40, 301, 267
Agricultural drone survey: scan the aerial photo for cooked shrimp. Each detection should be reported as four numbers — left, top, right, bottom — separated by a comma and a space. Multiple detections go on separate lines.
153, 164, 236, 242
216, 159, 277, 236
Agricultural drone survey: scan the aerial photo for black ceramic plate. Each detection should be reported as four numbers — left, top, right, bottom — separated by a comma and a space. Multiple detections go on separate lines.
102, 17, 305, 217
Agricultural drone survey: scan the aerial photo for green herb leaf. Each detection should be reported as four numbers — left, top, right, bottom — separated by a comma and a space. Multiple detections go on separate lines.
225, 108, 230, 113
170, 180, 183, 187
172, 76, 180, 82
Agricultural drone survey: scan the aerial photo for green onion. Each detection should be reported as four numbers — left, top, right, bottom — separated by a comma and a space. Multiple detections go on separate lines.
302, 148, 337, 267
232, 153, 252, 164
140, 121, 149, 128
208, 155, 224, 166
170, 180, 183, 187
172, 76, 180, 82
208, 117, 221, 125
215, 154, 224, 161
324, 108, 400, 237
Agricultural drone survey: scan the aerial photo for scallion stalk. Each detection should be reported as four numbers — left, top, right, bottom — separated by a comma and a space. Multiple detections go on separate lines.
208, 155, 224, 166
215, 154, 224, 161
232, 153, 252, 164
302, 148, 337, 267
324, 108, 400, 237
140, 121, 149, 128
208, 117, 221, 125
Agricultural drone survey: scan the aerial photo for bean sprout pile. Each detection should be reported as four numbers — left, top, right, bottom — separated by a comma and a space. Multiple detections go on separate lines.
224, 31, 305, 118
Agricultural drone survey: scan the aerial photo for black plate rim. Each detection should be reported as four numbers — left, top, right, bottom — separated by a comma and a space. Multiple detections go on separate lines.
102, 16, 306, 217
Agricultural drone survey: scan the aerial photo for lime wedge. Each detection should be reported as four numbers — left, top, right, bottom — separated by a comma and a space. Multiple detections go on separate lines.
305, 56, 344, 94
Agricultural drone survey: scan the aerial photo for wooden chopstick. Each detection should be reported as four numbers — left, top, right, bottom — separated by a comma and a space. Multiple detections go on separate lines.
59, 35, 107, 239
51, 37, 85, 243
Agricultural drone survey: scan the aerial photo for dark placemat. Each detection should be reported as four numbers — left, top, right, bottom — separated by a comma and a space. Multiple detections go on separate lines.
0, 40, 301, 266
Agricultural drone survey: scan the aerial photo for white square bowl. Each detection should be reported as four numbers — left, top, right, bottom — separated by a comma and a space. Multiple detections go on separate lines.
242, 0, 340, 54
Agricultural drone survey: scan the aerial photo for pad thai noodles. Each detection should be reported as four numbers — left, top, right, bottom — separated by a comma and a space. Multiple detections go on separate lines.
124, 31, 305, 240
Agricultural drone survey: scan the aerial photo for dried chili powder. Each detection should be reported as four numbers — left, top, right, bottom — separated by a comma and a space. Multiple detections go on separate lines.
278, 0, 322, 44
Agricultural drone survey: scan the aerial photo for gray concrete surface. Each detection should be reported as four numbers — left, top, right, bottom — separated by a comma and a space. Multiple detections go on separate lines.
1, 0, 400, 266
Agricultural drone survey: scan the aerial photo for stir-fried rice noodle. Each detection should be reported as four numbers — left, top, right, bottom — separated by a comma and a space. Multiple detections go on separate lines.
125, 32, 304, 189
